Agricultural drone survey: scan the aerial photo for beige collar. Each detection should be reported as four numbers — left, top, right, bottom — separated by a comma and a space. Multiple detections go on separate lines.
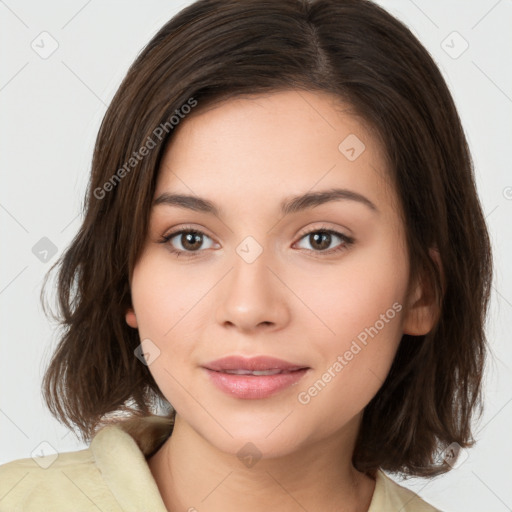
90, 414, 435, 511
90, 414, 172, 512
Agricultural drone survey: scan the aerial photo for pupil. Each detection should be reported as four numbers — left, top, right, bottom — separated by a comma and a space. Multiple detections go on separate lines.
183, 232, 201, 250
312, 232, 330, 250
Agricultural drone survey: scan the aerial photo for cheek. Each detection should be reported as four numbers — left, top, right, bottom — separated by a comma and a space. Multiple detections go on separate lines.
129, 255, 212, 404
292, 236, 407, 355
291, 235, 407, 413
130, 253, 211, 340
294, 283, 405, 436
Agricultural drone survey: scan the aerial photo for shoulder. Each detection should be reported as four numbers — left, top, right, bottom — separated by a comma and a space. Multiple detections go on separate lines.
368, 469, 444, 512
0, 415, 172, 512
0, 447, 121, 511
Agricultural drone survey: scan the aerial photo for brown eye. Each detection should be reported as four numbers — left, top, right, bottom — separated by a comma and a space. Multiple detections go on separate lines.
295, 228, 354, 255
308, 231, 332, 251
178, 231, 204, 251
160, 228, 216, 257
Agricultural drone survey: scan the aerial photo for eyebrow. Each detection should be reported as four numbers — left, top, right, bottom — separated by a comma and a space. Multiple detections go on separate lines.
153, 187, 378, 216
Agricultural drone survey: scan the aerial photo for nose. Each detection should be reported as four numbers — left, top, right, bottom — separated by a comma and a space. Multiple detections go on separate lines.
215, 246, 291, 334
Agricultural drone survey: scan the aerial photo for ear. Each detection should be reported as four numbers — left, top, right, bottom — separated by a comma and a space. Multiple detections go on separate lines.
402, 248, 443, 336
125, 307, 139, 329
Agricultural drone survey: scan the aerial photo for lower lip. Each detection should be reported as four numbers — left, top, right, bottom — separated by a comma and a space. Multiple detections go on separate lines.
204, 368, 309, 399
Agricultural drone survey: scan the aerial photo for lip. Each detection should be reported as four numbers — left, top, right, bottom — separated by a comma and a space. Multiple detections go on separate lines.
203, 355, 307, 372
202, 356, 310, 399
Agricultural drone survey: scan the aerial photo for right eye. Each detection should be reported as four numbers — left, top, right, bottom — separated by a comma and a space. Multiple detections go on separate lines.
159, 227, 218, 258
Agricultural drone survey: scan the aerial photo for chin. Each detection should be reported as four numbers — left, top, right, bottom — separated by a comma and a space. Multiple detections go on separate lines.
188, 412, 310, 462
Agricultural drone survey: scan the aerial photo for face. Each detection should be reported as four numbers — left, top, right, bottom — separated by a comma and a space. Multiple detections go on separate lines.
126, 89, 435, 459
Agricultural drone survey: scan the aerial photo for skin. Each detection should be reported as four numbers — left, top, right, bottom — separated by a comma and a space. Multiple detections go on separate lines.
125, 89, 438, 512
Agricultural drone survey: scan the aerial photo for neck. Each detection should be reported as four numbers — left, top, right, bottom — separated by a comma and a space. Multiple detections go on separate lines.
148, 414, 376, 512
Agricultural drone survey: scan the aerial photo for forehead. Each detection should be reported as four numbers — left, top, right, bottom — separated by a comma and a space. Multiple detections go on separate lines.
155, 89, 398, 219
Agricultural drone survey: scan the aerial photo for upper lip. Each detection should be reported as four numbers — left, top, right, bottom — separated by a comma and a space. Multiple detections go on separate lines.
203, 356, 308, 372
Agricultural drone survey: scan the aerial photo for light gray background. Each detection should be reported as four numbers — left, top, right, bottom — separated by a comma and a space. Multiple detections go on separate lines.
1, 1, 511, 511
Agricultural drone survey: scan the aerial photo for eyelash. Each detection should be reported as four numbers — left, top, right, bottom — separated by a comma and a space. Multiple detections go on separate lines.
158, 224, 355, 259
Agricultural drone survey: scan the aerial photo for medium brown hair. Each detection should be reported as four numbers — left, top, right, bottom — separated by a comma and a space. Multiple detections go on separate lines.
41, 0, 493, 477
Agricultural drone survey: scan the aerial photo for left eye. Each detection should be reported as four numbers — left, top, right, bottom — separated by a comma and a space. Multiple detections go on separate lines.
294, 229, 354, 254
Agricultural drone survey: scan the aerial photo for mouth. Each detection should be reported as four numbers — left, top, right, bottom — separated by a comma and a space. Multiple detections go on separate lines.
202, 355, 310, 399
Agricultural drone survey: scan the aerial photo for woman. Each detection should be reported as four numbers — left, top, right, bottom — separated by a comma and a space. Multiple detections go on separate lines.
0, 1, 492, 510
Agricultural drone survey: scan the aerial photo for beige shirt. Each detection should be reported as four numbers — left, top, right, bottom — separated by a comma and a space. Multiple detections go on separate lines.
0, 415, 441, 511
